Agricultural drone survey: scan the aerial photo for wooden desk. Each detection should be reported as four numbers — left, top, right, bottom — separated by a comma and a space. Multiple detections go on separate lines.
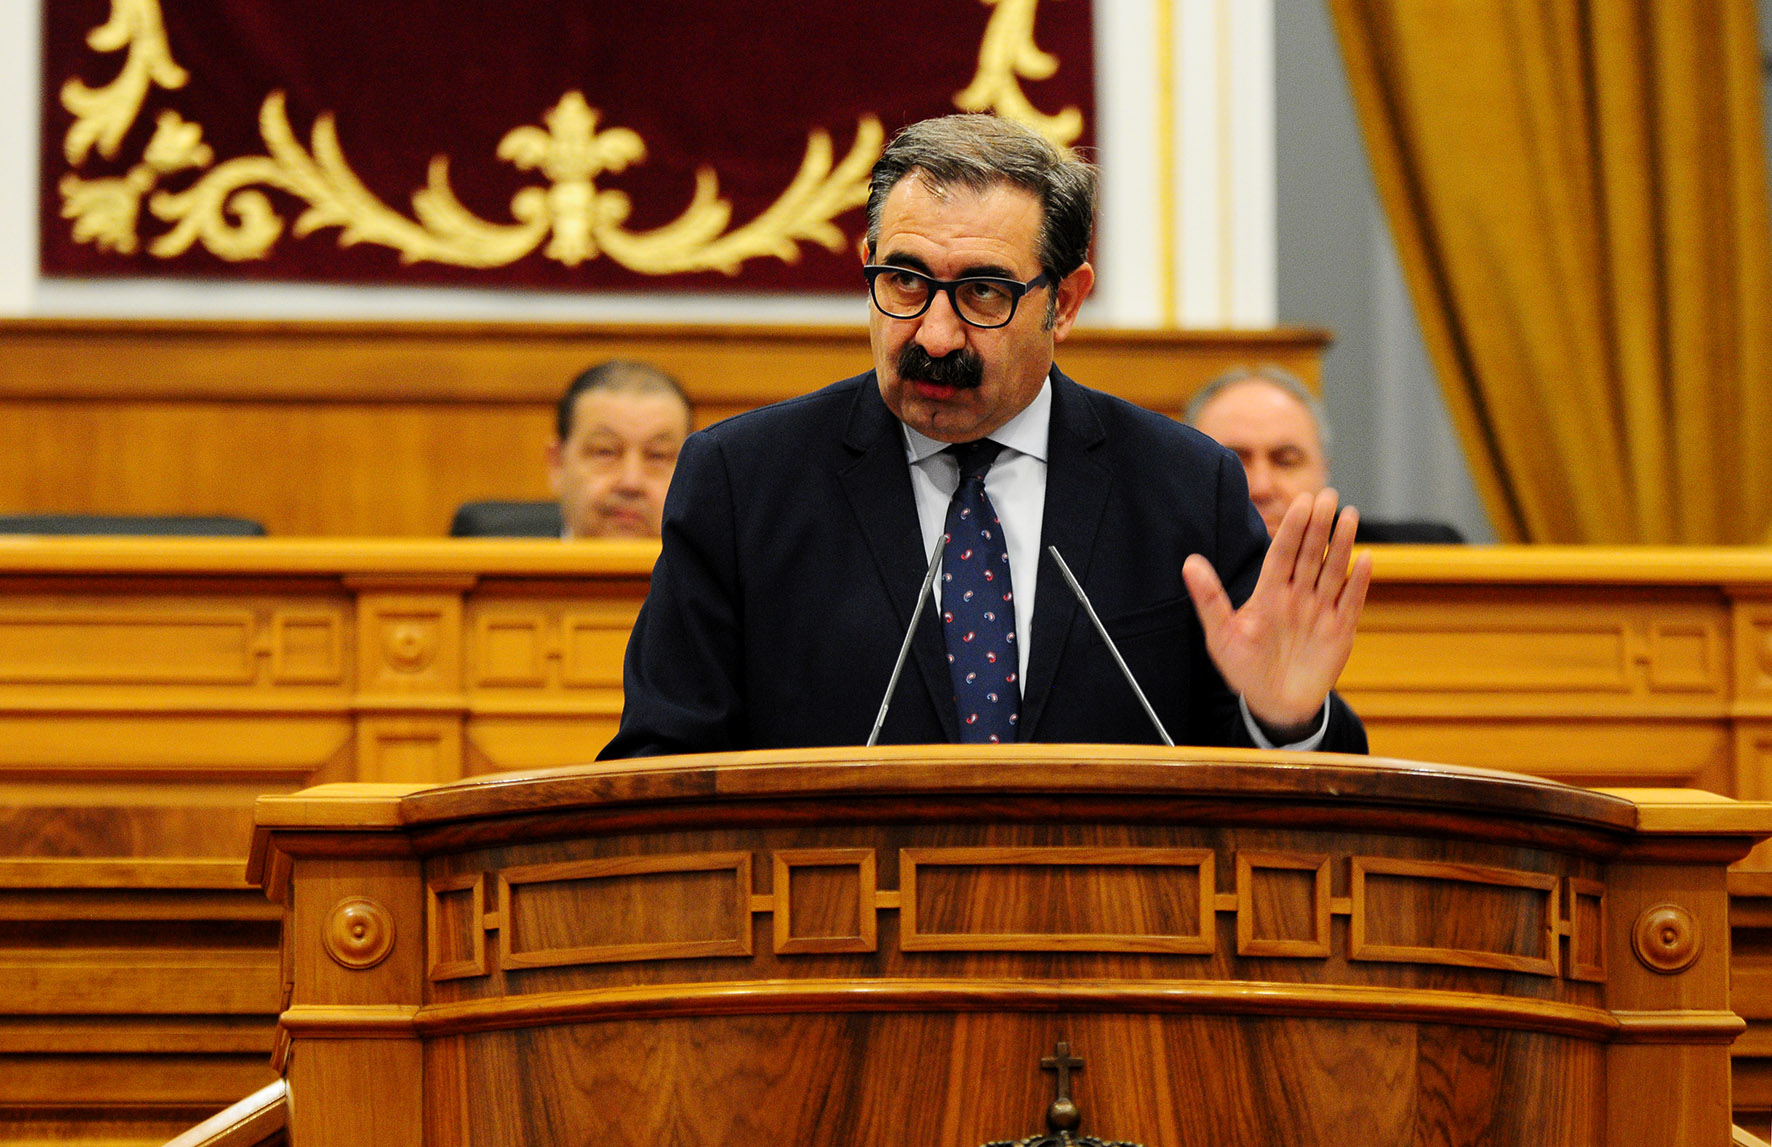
1348, 546, 1772, 798
2, 539, 1771, 853
9, 539, 1772, 1141
249, 747, 1772, 1146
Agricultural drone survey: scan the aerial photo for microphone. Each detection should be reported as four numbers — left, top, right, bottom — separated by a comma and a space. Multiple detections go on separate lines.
866, 540, 946, 748
1046, 545, 1175, 747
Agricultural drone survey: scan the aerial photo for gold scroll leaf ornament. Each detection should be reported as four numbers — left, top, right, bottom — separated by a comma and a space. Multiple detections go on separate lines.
139, 92, 884, 272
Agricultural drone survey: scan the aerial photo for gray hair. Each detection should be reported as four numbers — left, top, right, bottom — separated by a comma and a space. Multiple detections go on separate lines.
1185, 364, 1333, 456
864, 115, 1097, 324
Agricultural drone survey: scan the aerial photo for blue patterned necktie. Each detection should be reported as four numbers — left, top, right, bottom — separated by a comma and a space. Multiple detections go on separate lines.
942, 440, 1019, 743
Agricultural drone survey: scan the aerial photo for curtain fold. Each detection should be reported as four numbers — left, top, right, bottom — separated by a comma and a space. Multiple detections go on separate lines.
1329, 0, 1772, 543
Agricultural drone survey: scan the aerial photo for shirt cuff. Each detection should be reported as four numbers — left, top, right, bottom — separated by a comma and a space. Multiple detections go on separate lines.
1239, 694, 1331, 751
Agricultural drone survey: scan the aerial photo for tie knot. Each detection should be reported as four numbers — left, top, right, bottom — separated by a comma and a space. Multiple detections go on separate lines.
949, 439, 1004, 483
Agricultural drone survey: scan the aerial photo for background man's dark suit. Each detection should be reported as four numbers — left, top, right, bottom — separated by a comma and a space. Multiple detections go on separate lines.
601, 367, 1366, 758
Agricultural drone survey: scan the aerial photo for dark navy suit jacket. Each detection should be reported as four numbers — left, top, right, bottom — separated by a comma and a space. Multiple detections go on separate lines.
600, 367, 1366, 758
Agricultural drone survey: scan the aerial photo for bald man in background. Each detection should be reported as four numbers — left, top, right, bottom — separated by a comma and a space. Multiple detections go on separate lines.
1186, 366, 1330, 538
1188, 366, 1465, 545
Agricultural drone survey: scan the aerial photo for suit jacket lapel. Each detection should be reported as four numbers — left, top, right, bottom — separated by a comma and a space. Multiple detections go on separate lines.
1020, 368, 1111, 741
836, 375, 961, 742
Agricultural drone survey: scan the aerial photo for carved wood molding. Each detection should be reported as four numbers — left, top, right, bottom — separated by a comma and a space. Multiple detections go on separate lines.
397, 978, 1621, 1040
423, 845, 1609, 983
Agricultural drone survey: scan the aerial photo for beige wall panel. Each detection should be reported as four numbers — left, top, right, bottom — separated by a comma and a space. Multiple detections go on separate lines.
1363, 718, 1733, 791
1346, 592, 1728, 716
465, 717, 621, 773
0, 320, 1329, 537
0, 714, 352, 775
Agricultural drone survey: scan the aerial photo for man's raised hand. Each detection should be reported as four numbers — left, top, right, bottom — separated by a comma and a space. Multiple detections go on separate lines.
1180, 489, 1372, 741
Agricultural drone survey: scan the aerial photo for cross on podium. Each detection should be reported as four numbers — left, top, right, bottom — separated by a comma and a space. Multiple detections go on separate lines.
972, 1039, 1143, 1147
1041, 1041, 1085, 1133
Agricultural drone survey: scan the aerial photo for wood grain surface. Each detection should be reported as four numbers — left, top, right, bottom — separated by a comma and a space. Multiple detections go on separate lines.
254, 752, 1768, 1146
0, 319, 1328, 537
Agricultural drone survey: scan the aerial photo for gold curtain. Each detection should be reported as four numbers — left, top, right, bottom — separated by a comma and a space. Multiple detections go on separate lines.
1328, 0, 1772, 543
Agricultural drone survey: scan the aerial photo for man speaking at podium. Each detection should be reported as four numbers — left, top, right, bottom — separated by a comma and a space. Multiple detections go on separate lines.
601, 115, 1371, 759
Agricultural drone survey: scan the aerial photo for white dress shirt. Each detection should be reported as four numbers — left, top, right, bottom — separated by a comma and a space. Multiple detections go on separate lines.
900, 376, 1328, 751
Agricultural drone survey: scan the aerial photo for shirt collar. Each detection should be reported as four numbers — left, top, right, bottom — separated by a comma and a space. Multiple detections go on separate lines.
901, 375, 1053, 464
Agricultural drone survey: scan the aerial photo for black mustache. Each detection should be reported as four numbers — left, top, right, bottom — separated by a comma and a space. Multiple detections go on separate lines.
897, 344, 984, 390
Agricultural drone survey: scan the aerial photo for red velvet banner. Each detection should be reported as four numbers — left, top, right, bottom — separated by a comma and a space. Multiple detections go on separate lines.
41, 1, 1095, 292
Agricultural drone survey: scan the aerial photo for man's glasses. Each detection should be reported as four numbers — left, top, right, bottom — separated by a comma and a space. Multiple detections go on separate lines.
864, 265, 1051, 329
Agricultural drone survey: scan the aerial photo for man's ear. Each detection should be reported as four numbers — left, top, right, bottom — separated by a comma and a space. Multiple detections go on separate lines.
545, 438, 564, 496
858, 236, 872, 265
1049, 261, 1095, 340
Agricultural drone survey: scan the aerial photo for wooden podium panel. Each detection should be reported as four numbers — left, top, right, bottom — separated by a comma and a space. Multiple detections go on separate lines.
251, 747, 1772, 1146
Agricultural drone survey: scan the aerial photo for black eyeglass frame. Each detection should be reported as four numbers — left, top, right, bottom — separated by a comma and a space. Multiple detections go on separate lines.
862, 264, 1053, 329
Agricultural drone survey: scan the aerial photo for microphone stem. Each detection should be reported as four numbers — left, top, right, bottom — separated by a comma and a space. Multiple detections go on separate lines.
867, 541, 946, 748
1047, 545, 1175, 747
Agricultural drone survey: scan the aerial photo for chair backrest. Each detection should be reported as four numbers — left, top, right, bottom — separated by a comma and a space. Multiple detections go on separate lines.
1353, 518, 1466, 544
0, 514, 266, 536
449, 500, 564, 538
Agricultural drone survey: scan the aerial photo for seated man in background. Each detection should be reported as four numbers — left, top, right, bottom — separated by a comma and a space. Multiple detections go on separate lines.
1186, 365, 1464, 543
1185, 366, 1331, 538
549, 360, 694, 539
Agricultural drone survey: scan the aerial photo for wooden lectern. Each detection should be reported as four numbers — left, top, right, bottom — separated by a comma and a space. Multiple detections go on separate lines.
244, 746, 1772, 1145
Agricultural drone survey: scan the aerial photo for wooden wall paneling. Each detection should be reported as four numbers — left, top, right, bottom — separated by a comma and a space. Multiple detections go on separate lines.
1344, 550, 1754, 791
1731, 870, 1772, 1131
0, 858, 280, 1146
0, 320, 1330, 537
460, 582, 644, 774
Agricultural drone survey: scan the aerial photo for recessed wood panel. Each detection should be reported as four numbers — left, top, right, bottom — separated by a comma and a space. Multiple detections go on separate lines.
1350, 857, 1559, 976
900, 847, 1214, 953
498, 853, 753, 968
1345, 621, 1633, 692
270, 611, 346, 684
1236, 851, 1332, 958
427, 873, 487, 982
1566, 877, 1606, 983
773, 849, 876, 955
1648, 623, 1719, 691
0, 609, 256, 684
559, 609, 640, 688
473, 616, 546, 687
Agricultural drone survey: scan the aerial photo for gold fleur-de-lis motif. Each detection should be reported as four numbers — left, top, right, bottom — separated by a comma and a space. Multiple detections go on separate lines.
142, 109, 213, 173
497, 92, 647, 265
